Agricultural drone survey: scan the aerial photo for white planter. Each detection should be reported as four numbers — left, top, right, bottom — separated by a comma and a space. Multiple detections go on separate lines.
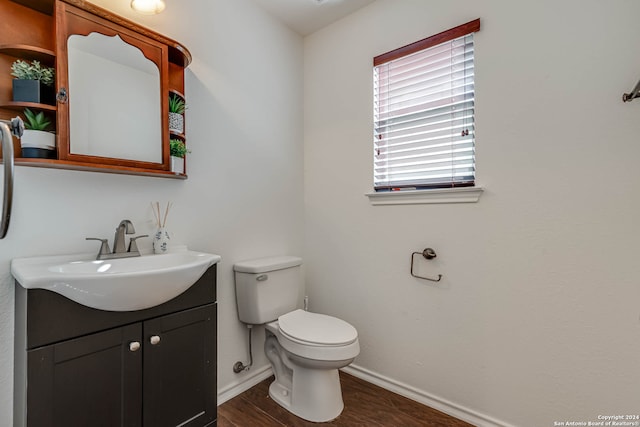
21, 129, 55, 149
171, 155, 184, 174
20, 130, 56, 159
169, 112, 184, 133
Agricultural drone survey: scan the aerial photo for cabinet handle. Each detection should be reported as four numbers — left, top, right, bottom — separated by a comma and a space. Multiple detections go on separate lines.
150, 335, 161, 345
129, 341, 141, 352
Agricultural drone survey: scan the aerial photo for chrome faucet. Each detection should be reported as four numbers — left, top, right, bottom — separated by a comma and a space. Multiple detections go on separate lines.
113, 219, 135, 253
86, 219, 148, 260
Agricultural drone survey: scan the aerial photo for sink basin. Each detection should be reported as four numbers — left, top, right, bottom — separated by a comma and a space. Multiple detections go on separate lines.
11, 249, 221, 311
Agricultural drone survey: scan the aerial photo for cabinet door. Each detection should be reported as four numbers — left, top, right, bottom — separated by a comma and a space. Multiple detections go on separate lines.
27, 323, 142, 427
56, 0, 170, 171
143, 304, 217, 427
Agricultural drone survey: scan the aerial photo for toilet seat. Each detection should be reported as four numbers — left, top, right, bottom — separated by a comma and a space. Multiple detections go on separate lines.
267, 310, 360, 362
278, 309, 357, 347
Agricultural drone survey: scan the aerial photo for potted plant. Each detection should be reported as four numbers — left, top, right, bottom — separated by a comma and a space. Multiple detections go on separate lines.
11, 59, 55, 105
168, 93, 186, 133
20, 108, 56, 159
170, 138, 189, 174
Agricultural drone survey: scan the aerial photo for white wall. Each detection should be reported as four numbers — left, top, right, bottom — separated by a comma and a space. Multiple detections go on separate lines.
304, 1, 640, 426
0, 0, 303, 425
4, 0, 640, 425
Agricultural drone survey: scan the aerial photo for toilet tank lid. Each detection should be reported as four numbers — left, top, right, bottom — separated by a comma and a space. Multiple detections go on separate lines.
233, 256, 302, 273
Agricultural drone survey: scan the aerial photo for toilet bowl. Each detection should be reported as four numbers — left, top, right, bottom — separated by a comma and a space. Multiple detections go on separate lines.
264, 310, 359, 422
233, 256, 360, 422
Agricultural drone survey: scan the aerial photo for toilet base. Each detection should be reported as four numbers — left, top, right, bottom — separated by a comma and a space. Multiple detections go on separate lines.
269, 366, 344, 423
263, 318, 358, 423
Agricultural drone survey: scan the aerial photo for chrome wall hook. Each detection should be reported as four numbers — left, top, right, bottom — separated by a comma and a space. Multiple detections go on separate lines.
410, 248, 442, 282
0, 117, 21, 239
623, 79, 640, 102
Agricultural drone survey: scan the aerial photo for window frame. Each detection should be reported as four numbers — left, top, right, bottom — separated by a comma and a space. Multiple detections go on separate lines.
371, 19, 481, 198
373, 19, 480, 68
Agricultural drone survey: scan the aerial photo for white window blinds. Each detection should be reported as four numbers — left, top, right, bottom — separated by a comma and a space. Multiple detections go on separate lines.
373, 19, 480, 191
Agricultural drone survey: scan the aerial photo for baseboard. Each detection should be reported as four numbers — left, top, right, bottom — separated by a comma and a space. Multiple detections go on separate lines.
217, 365, 273, 406
341, 364, 516, 427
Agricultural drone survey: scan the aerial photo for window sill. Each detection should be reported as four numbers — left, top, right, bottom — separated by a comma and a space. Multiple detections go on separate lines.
365, 187, 484, 206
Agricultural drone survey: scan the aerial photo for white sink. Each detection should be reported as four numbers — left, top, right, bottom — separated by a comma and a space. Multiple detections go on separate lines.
11, 249, 221, 311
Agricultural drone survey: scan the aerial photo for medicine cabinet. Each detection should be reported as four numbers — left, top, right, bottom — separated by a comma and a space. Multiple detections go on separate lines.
0, 0, 191, 178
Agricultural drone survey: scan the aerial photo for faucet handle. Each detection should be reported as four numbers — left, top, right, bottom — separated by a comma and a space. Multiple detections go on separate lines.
86, 238, 111, 257
128, 235, 148, 254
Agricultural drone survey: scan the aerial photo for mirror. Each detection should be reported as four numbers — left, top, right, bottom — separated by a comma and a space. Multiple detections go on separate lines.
67, 33, 162, 163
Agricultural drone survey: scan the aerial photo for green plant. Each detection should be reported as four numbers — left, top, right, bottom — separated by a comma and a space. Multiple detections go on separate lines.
23, 108, 52, 131
168, 94, 186, 114
11, 60, 55, 87
170, 139, 190, 158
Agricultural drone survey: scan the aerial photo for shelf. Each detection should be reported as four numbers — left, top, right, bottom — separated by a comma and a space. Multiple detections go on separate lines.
168, 44, 191, 67
169, 130, 186, 139
14, 158, 188, 179
169, 89, 185, 99
0, 44, 55, 65
0, 101, 56, 112
9, 0, 53, 15
11, 0, 191, 65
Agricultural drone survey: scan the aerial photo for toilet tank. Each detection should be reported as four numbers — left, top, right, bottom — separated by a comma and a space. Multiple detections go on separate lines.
233, 256, 303, 325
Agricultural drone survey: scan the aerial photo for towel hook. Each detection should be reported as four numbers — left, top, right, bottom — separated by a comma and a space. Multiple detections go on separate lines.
0, 117, 21, 239
410, 248, 442, 282
623, 79, 640, 102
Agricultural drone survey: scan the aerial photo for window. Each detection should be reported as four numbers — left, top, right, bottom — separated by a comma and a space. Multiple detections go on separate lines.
373, 19, 480, 191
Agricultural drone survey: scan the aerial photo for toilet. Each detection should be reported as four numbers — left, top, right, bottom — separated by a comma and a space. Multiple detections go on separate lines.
233, 256, 359, 423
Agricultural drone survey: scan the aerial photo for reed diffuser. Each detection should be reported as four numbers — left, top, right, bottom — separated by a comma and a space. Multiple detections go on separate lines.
151, 201, 172, 254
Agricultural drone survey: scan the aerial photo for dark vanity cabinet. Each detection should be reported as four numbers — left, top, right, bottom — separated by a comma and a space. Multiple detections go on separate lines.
14, 266, 217, 427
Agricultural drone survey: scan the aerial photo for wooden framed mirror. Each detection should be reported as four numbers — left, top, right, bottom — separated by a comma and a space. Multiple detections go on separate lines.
56, 0, 170, 171
67, 33, 163, 164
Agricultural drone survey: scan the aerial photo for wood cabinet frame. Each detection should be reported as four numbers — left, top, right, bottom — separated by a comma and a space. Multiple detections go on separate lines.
0, 0, 191, 178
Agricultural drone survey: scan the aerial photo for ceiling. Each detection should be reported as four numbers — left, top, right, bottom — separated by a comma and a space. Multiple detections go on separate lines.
250, 0, 376, 36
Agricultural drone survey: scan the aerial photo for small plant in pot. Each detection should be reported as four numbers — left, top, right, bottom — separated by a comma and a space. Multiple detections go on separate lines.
20, 108, 56, 159
168, 94, 186, 133
170, 138, 189, 174
11, 60, 55, 105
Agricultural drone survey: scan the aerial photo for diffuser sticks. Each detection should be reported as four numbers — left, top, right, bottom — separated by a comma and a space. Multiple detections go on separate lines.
151, 201, 172, 228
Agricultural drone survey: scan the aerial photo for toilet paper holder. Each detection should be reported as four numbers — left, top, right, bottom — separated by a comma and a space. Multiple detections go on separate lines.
410, 248, 442, 282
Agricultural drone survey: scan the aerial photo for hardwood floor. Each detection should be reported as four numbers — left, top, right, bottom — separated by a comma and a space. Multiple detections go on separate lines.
217, 372, 474, 426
